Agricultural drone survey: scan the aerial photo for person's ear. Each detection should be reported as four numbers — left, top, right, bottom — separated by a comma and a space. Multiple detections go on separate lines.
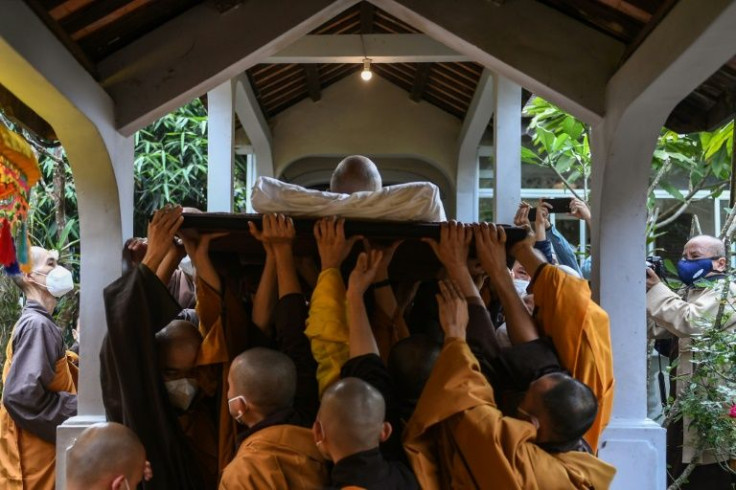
379, 421, 393, 443
715, 257, 727, 271
110, 474, 127, 490
312, 420, 325, 445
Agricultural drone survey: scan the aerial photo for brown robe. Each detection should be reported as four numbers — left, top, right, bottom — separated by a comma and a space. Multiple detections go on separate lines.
403, 338, 616, 490
0, 343, 76, 490
219, 425, 328, 489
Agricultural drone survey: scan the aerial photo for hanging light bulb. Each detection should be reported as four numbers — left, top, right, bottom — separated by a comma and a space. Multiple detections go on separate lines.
361, 58, 373, 81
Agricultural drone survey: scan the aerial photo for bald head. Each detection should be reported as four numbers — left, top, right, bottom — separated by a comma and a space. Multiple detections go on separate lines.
686, 235, 725, 257
388, 335, 441, 407
155, 320, 202, 379
318, 378, 387, 459
330, 155, 382, 194
12, 246, 58, 292
67, 422, 145, 490
229, 348, 296, 415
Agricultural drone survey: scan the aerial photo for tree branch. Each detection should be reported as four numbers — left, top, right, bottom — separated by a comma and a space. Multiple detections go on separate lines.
667, 458, 700, 490
648, 158, 672, 197
655, 182, 727, 229
544, 157, 584, 201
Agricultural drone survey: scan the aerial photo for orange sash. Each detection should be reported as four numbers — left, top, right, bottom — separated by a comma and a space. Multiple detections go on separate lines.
0, 334, 77, 490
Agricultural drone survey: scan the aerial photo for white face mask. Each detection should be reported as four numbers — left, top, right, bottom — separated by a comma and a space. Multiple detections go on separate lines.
165, 378, 198, 411
513, 279, 530, 296
179, 256, 195, 278
32, 266, 74, 298
228, 395, 247, 424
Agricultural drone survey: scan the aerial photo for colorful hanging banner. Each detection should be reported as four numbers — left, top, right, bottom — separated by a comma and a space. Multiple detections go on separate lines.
0, 123, 41, 272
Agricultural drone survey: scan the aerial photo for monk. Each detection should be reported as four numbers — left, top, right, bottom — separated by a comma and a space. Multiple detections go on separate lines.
403, 276, 616, 489
67, 422, 151, 490
475, 223, 614, 451
155, 320, 219, 486
102, 206, 212, 489
329, 155, 382, 194
0, 245, 78, 490
220, 348, 328, 489
316, 377, 418, 489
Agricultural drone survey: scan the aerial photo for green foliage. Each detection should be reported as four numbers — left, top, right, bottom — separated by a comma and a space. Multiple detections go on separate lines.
667, 310, 736, 469
133, 98, 251, 236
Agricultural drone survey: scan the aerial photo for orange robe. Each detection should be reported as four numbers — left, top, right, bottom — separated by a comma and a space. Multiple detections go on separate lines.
0, 343, 77, 490
532, 265, 614, 451
219, 425, 328, 489
195, 277, 249, 473
403, 338, 616, 490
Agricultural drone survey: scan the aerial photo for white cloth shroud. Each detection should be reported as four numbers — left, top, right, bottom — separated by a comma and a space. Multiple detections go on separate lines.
251, 176, 446, 222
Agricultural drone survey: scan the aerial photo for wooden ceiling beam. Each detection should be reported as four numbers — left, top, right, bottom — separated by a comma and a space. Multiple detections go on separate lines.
97, 0, 361, 135
372, 0, 626, 123
410, 63, 431, 101
360, 2, 375, 33
302, 64, 322, 101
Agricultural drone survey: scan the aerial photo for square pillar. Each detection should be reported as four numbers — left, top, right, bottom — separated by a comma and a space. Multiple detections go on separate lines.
492, 75, 521, 224
207, 80, 236, 212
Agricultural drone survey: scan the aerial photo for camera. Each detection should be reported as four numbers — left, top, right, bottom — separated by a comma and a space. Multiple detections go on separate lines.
646, 255, 665, 279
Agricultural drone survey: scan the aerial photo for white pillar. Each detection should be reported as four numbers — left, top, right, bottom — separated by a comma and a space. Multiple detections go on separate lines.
590, 1, 736, 488
456, 69, 494, 221
207, 80, 236, 212
234, 74, 274, 178
492, 75, 521, 224
1, 2, 135, 488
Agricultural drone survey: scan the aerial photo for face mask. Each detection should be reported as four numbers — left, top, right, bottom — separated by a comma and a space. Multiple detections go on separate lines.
677, 258, 717, 285
165, 378, 198, 411
228, 395, 247, 424
32, 266, 74, 298
179, 256, 195, 278
513, 279, 530, 296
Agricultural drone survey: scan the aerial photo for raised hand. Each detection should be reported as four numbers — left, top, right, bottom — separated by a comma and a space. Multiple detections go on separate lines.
436, 279, 469, 341
569, 198, 591, 222
513, 202, 532, 228
422, 221, 472, 270
363, 238, 403, 281
347, 250, 384, 297
313, 217, 362, 271
257, 214, 296, 249
534, 200, 552, 240
473, 223, 508, 276
142, 205, 183, 272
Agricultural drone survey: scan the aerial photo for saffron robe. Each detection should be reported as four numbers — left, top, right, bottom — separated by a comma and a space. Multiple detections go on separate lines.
219, 424, 328, 490
532, 265, 614, 452
0, 302, 77, 490
403, 338, 616, 490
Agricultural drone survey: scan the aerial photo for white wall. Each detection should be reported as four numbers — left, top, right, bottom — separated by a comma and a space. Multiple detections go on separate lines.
272, 74, 461, 187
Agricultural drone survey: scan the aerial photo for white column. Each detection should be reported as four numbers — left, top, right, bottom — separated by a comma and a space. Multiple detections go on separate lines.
234, 74, 274, 178
590, 1, 736, 488
456, 69, 494, 221
1, 3, 135, 488
207, 80, 236, 212
492, 75, 521, 224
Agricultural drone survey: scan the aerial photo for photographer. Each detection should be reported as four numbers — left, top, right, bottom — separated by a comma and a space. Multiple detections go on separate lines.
646, 234, 736, 488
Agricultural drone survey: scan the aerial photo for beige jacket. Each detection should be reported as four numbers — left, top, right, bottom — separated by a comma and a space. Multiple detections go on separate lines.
646, 278, 736, 463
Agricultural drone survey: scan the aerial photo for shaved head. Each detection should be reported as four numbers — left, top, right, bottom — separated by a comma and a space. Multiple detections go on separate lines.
67, 422, 145, 490
229, 348, 296, 415
388, 335, 441, 407
317, 378, 387, 460
155, 320, 202, 379
330, 155, 382, 194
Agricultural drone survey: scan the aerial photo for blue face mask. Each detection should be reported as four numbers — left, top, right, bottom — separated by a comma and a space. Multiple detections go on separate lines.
676, 257, 718, 285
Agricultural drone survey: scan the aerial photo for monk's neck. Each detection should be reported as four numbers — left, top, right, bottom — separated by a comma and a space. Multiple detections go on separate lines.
26, 289, 57, 315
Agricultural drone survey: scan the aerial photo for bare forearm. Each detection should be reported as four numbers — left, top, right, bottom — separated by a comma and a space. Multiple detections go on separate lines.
493, 274, 539, 344
252, 252, 277, 332
446, 265, 482, 302
346, 291, 380, 358
156, 247, 183, 285
273, 245, 301, 298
